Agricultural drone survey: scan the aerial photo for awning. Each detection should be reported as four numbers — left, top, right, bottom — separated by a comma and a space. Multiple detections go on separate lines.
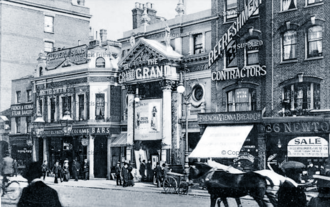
111, 132, 127, 147
188, 125, 253, 158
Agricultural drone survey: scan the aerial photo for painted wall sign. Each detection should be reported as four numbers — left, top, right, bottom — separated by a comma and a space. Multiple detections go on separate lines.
135, 99, 163, 141
237, 40, 263, 50
212, 65, 266, 81
46, 45, 88, 70
11, 104, 33, 117
189, 63, 209, 73
264, 121, 330, 133
198, 111, 262, 124
40, 87, 74, 96
37, 127, 110, 136
288, 137, 328, 157
208, 0, 262, 67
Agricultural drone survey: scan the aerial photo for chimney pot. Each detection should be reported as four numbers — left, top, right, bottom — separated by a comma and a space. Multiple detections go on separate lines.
150, 3, 153, 9
146, 2, 150, 8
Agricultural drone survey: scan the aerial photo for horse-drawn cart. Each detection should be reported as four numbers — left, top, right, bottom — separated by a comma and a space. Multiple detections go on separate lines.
163, 172, 189, 195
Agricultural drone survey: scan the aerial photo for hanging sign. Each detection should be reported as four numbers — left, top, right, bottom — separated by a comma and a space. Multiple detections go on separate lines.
288, 137, 328, 157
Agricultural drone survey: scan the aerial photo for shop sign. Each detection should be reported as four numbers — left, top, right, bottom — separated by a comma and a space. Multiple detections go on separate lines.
237, 40, 263, 50
38, 127, 110, 136
40, 87, 74, 96
209, 0, 262, 67
11, 103, 33, 117
212, 65, 266, 81
198, 111, 262, 124
264, 121, 330, 133
135, 99, 162, 141
233, 152, 255, 163
188, 63, 209, 73
17, 148, 32, 153
288, 137, 328, 157
46, 45, 88, 70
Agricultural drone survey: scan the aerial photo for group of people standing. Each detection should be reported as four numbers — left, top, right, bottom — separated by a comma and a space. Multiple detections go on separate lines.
115, 160, 135, 187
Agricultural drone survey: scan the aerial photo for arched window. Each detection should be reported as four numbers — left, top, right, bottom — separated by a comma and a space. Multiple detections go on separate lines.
283, 30, 297, 61
227, 88, 256, 112
96, 57, 105, 68
39, 67, 43, 76
307, 26, 323, 58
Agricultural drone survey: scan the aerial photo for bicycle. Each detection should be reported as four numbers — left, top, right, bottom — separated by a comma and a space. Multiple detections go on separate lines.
1, 177, 21, 200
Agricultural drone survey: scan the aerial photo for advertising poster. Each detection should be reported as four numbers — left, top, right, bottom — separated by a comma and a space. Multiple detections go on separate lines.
135, 99, 162, 141
288, 137, 328, 157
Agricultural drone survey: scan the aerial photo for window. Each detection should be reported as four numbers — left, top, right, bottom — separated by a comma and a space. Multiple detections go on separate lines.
307, 26, 323, 58
39, 99, 43, 115
283, 31, 297, 61
50, 98, 56, 122
27, 90, 32, 102
283, 82, 320, 111
62, 96, 71, 116
44, 16, 54, 33
26, 117, 31, 133
225, 0, 237, 20
39, 67, 44, 76
95, 94, 105, 120
121, 50, 126, 58
78, 95, 85, 121
307, 0, 323, 5
227, 88, 256, 112
192, 85, 204, 102
193, 33, 203, 54
226, 40, 237, 68
16, 117, 21, 133
16, 91, 21, 103
246, 39, 260, 65
44, 41, 53, 53
282, 0, 297, 11
96, 57, 105, 68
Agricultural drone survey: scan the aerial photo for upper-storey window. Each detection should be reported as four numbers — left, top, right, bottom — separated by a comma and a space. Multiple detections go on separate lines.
283, 30, 297, 61
78, 95, 85, 121
95, 94, 105, 120
226, 40, 237, 68
26, 117, 31, 133
44, 16, 54, 33
193, 33, 203, 54
227, 88, 256, 112
307, 26, 323, 58
50, 98, 56, 123
246, 39, 259, 65
225, 0, 237, 21
16, 117, 21, 134
44, 41, 53, 53
62, 96, 71, 117
16, 91, 21, 103
96, 57, 105, 68
282, 0, 297, 11
27, 90, 32, 102
307, 0, 323, 5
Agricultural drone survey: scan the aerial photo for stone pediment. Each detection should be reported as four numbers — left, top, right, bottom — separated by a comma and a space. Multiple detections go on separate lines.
118, 38, 182, 69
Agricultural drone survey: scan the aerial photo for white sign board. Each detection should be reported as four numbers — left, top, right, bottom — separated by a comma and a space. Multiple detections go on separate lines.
288, 137, 328, 157
135, 99, 162, 141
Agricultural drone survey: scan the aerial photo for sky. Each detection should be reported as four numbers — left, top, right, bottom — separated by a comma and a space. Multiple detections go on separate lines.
85, 0, 211, 41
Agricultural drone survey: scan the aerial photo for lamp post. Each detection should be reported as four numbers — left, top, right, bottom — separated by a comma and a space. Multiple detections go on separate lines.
60, 82, 74, 136
177, 68, 192, 176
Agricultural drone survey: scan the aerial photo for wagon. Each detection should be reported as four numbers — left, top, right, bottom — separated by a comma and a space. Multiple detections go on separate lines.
163, 172, 189, 195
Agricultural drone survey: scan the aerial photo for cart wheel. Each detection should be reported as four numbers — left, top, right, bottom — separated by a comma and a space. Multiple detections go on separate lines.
178, 182, 189, 195
163, 176, 177, 194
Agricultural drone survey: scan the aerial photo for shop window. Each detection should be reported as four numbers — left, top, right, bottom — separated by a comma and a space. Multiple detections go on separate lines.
96, 57, 105, 68
78, 95, 85, 121
193, 33, 203, 54
246, 39, 259, 65
307, 26, 323, 58
283, 30, 297, 61
44, 41, 53, 53
226, 40, 237, 68
62, 96, 71, 116
282, 82, 320, 115
44, 16, 54, 33
307, 0, 322, 5
26, 116, 31, 133
16, 117, 21, 133
16, 91, 21, 103
282, 0, 297, 11
225, 0, 237, 21
192, 84, 204, 102
50, 98, 56, 122
95, 94, 105, 120
227, 88, 256, 112
26, 90, 32, 102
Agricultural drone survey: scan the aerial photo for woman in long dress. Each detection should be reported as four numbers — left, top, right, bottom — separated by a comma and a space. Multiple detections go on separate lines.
62, 159, 70, 182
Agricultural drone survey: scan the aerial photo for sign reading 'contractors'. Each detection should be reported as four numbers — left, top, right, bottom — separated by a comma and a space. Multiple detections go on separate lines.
198, 111, 262, 124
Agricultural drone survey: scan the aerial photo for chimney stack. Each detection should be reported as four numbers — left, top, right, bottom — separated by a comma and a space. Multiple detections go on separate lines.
132, 2, 157, 29
100, 29, 107, 42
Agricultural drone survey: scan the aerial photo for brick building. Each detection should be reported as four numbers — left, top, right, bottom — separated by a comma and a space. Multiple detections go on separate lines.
0, 0, 91, 111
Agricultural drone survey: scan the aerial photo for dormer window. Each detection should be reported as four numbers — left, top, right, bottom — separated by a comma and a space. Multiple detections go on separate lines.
96, 57, 105, 68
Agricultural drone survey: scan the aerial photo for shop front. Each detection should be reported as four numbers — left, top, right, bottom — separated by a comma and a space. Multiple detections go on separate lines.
10, 136, 33, 174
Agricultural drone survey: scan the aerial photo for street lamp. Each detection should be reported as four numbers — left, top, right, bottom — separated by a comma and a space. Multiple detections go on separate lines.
60, 108, 74, 136
177, 69, 192, 176
134, 86, 140, 103
32, 111, 45, 138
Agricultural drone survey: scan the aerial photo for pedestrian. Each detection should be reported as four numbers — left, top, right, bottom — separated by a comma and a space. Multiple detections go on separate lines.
139, 160, 146, 181
62, 159, 70, 182
41, 160, 49, 181
83, 159, 89, 180
52, 161, 62, 184
128, 161, 134, 187
121, 161, 129, 187
115, 162, 122, 186
72, 158, 81, 181
1, 151, 14, 196
162, 163, 170, 179
146, 160, 152, 182
17, 161, 62, 207
154, 162, 163, 188
13, 159, 18, 177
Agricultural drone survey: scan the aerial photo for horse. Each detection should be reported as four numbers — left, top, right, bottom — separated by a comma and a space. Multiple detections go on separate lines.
189, 162, 274, 207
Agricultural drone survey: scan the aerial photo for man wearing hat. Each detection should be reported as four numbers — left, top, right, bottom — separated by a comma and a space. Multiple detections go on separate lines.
139, 160, 146, 182
17, 162, 62, 207
72, 158, 81, 181
121, 161, 129, 187
83, 159, 89, 181
154, 162, 163, 188
115, 161, 122, 186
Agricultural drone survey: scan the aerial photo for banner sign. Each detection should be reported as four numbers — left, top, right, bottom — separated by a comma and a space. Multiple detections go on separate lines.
11, 103, 33, 117
288, 137, 328, 157
135, 99, 162, 141
46, 45, 88, 70
198, 111, 262, 124
36, 127, 110, 136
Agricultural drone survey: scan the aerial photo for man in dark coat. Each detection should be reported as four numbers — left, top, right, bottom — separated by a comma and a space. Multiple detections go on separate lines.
128, 161, 134, 186
41, 160, 49, 181
139, 160, 146, 181
154, 162, 163, 187
146, 160, 152, 182
52, 161, 62, 183
72, 158, 81, 181
115, 162, 122, 186
121, 162, 129, 187
83, 159, 89, 180
17, 162, 62, 207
